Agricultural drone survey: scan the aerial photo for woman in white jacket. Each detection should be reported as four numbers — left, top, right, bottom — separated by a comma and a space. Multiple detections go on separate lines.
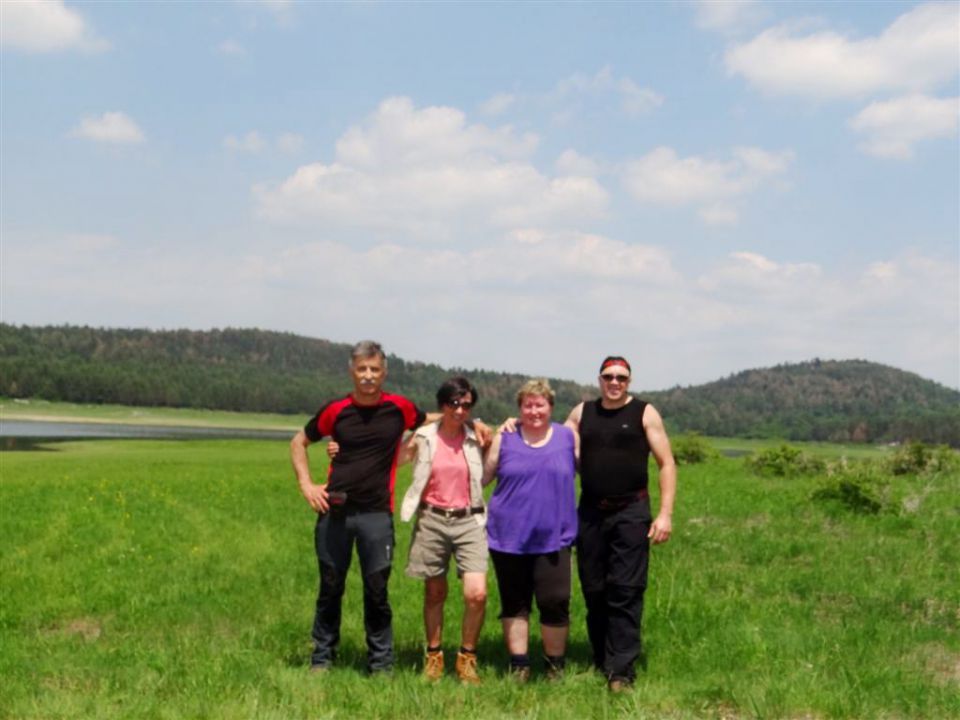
399, 377, 487, 684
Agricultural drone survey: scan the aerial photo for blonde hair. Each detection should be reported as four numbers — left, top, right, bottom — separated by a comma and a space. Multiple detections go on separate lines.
516, 378, 555, 407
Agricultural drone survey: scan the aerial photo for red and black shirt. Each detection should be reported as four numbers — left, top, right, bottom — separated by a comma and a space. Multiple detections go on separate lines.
304, 393, 426, 512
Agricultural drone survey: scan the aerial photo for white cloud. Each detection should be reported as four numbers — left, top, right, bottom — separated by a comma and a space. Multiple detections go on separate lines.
617, 77, 665, 117
224, 131, 265, 153
70, 112, 145, 144
255, 97, 608, 236
621, 145, 793, 223
1, 0, 108, 53
555, 149, 600, 177
698, 204, 739, 226
62, 233, 118, 252
6, 225, 957, 391
725, 2, 960, 99
694, 0, 765, 33
864, 261, 898, 281
552, 66, 664, 118
224, 131, 303, 154
849, 94, 959, 159
699, 251, 822, 292
480, 93, 516, 116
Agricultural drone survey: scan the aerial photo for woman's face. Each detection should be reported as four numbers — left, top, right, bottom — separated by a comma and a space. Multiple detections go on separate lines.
519, 393, 552, 430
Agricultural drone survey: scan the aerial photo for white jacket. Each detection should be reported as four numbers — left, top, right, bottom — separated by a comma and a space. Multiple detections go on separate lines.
399, 421, 486, 527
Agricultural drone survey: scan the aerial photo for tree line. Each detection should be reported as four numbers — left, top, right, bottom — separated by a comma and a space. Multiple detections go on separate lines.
2, 324, 957, 445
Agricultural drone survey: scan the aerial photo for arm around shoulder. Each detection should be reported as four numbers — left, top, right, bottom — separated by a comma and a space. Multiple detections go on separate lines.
482, 432, 503, 487
564, 402, 583, 432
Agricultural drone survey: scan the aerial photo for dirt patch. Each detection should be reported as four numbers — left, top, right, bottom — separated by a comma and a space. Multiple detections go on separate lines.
43, 616, 104, 642
922, 643, 960, 686
744, 513, 770, 528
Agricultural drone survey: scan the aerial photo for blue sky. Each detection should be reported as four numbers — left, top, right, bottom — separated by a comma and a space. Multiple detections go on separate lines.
3, 0, 958, 390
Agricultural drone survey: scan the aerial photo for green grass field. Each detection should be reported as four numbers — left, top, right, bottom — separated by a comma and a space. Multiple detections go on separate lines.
2, 437, 958, 719
0, 398, 301, 431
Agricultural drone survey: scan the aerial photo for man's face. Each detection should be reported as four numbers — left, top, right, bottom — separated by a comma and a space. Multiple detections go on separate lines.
441, 392, 473, 429
350, 354, 386, 398
599, 363, 631, 402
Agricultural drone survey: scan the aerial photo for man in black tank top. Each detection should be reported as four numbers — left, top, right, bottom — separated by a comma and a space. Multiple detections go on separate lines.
565, 355, 677, 692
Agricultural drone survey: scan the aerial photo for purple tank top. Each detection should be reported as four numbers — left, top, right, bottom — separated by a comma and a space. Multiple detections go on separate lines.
487, 423, 578, 554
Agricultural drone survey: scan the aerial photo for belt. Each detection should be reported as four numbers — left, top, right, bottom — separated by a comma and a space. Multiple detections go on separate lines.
420, 503, 484, 519
591, 489, 649, 512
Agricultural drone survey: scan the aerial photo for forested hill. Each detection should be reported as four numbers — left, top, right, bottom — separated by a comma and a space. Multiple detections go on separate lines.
644, 360, 959, 445
0, 324, 591, 424
1, 324, 957, 445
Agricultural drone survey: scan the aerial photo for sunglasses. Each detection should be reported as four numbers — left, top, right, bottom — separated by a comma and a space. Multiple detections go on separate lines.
446, 399, 474, 410
600, 373, 630, 383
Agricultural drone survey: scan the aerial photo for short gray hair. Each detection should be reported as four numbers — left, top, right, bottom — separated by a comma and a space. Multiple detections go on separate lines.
350, 340, 387, 368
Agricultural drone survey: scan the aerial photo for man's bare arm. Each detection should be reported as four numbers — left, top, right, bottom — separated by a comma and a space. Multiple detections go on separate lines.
643, 404, 676, 545
564, 402, 583, 433
291, 430, 329, 513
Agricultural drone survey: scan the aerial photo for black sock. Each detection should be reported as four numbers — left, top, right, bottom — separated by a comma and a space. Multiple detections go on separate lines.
426, 645, 442, 654
459, 646, 476, 656
545, 654, 565, 670
509, 653, 531, 669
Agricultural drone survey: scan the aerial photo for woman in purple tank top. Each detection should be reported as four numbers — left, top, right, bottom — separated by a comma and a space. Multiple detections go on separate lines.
482, 379, 579, 681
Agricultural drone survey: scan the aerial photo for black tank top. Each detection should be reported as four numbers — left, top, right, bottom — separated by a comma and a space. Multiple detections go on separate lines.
579, 398, 649, 501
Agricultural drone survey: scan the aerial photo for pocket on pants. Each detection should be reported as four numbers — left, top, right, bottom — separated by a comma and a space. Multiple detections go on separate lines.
356, 512, 395, 576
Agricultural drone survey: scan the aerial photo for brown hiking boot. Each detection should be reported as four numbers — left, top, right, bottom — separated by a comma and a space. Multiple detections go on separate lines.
608, 676, 633, 693
455, 651, 481, 685
509, 665, 531, 684
423, 650, 444, 681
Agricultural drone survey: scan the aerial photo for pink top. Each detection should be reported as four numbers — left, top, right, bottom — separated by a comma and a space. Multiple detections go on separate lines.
421, 431, 471, 509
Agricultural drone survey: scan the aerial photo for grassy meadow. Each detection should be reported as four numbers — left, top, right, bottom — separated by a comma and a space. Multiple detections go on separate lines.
1, 434, 958, 719
0, 398, 301, 431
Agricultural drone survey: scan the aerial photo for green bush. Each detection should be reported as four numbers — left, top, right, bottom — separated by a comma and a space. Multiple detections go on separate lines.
812, 461, 889, 514
747, 443, 826, 477
886, 441, 960, 476
672, 432, 720, 465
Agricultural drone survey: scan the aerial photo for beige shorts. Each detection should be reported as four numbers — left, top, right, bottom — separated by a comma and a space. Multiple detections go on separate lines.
406, 508, 488, 579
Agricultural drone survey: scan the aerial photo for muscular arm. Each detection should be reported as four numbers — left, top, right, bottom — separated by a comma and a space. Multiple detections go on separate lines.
643, 404, 676, 544
564, 403, 583, 469
290, 430, 329, 513
562, 403, 582, 463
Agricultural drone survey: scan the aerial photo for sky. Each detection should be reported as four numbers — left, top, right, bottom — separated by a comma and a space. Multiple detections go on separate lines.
2, 0, 958, 391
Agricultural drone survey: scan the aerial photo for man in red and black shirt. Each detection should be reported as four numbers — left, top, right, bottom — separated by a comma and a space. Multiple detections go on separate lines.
291, 340, 427, 674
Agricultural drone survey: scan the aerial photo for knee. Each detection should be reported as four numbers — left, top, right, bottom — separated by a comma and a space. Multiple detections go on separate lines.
320, 564, 346, 593
606, 583, 645, 613
424, 581, 448, 606
463, 585, 487, 608
363, 566, 391, 597
537, 592, 570, 626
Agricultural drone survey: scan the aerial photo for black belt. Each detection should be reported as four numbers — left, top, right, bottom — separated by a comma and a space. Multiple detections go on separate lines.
589, 489, 649, 512
420, 503, 484, 519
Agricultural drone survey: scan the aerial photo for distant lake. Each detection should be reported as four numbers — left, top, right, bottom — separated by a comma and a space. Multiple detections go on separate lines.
0, 419, 292, 449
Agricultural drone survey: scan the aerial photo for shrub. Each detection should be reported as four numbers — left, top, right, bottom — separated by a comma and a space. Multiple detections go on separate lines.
672, 432, 720, 465
812, 461, 889, 514
747, 443, 826, 477
886, 441, 960, 476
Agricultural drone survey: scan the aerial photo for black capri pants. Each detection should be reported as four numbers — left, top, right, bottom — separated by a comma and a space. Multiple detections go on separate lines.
489, 547, 571, 626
